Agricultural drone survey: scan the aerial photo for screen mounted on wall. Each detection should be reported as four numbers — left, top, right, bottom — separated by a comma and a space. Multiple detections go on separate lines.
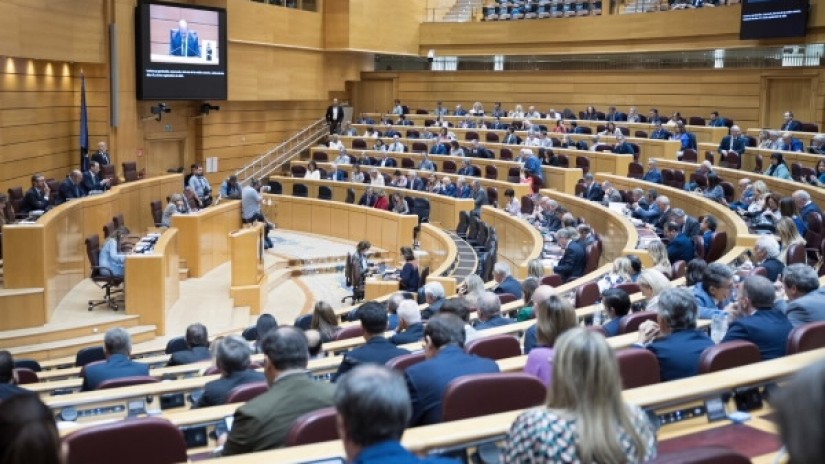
740, 0, 809, 40
135, 0, 227, 100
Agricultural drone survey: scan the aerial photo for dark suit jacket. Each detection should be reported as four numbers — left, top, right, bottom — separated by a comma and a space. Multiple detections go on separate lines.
553, 240, 586, 281
613, 142, 634, 155
325, 105, 344, 124
474, 315, 515, 331
646, 329, 714, 381
721, 308, 792, 360
718, 135, 746, 155
21, 187, 49, 213
167, 346, 212, 367
81, 354, 150, 391
682, 216, 701, 238
197, 370, 266, 408
170, 30, 200, 57
57, 178, 85, 204
0, 383, 32, 401
405, 346, 500, 426
584, 182, 604, 202
390, 322, 424, 345
667, 233, 695, 264
223, 372, 335, 455
781, 287, 825, 327
758, 258, 785, 282
468, 147, 491, 159
782, 120, 802, 132
334, 336, 410, 380
494, 275, 523, 299
378, 157, 397, 168
799, 201, 822, 220
83, 170, 107, 192
91, 151, 111, 167
650, 128, 672, 140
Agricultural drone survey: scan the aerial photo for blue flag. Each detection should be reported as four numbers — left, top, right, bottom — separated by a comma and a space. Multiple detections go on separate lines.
80, 73, 89, 172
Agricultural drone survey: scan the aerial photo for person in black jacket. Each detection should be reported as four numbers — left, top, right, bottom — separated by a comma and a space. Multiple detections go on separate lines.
325, 98, 345, 134
334, 302, 409, 380
553, 227, 586, 281
20, 173, 51, 214
57, 170, 86, 204
581, 173, 604, 202
167, 323, 213, 367
196, 335, 265, 408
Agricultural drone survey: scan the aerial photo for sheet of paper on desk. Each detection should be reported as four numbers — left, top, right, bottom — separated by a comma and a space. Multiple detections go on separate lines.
608, 202, 627, 214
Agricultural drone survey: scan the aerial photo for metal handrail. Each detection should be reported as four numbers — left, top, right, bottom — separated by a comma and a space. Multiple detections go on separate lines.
234, 118, 328, 185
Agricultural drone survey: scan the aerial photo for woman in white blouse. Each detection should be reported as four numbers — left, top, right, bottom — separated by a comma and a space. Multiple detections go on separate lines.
504, 188, 521, 216
304, 160, 321, 180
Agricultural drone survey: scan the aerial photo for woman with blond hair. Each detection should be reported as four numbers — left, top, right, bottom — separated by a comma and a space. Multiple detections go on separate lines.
776, 217, 806, 264
647, 240, 672, 278
522, 295, 577, 386
506, 327, 657, 463
597, 256, 633, 292
637, 269, 672, 313
527, 258, 545, 280
310, 300, 341, 342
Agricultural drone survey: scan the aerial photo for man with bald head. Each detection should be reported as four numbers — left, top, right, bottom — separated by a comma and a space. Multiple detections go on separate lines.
57, 170, 86, 204
523, 285, 556, 354
718, 125, 746, 158
170, 19, 200, 57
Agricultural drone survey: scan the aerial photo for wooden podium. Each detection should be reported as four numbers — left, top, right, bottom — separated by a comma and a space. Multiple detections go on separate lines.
229, 223, 267, 315
125, 228, 180, 336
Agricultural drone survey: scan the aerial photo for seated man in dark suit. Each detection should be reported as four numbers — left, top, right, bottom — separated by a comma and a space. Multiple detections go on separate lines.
642, 159, 663, 184
781, 111, 802, 132
718, 125, 747, 158
81, 327, 150, 391
335, 302, 410, 380
0, 351, 31, 401
57, 170, 86, 204
649, 120, 672, 140
793, 189, 822, 220
637, 288, 714, 381
358, 187, 377, 207
405, 313, 500, 426
612, 134, 635, 155
20, 173, 51, 214
553, 227, 586, 281
167, 323, 212, 367
492, 263, 523, 299
581, 173, 604, 202
390, 299, 425, 346
420, 281, 446, 319
779, 264, 825, 327
752, 235, 784, 282
722, 275, 792, 360
83, 161, 111, 192
669, 208, 700, 238
473, 291, 515, 330
196, 335, 265, 408
708, 111, 728, 128
665, 221, 695, 264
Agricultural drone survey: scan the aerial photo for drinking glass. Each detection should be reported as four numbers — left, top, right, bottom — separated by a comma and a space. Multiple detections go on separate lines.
711, 313, 728, 344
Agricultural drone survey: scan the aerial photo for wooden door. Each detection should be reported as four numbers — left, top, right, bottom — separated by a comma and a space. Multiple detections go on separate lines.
146, 139, 184, 178
761, 76, 815, 129
352, 78, 395, 115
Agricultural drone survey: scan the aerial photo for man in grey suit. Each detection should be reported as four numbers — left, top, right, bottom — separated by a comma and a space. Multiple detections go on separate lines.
217, 327, 335, 455
669, 208, 700, 238
779, 264, 825, 328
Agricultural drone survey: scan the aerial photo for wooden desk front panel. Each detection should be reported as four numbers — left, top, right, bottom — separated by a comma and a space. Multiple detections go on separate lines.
481, 206, 543, 280
418, 223, 458, 278
171, 201, 241, 278
125, 228, 180, 336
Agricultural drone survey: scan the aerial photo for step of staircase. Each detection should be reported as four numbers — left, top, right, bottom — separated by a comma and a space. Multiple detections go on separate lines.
0, 315, 141, 350
8, 325, 158, 362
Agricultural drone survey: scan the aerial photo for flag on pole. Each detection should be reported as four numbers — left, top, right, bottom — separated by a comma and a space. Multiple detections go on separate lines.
80, 73, 90, 172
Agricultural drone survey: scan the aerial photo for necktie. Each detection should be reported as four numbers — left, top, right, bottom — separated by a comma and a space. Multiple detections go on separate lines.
183, 34, 187, 56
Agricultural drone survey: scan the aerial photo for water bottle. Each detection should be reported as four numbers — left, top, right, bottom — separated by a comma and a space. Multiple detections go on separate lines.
593, 309, 603, 326
206, 43, 213, 61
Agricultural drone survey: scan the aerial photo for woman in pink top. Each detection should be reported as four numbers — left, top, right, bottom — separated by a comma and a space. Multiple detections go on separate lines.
523, 294, 577, 386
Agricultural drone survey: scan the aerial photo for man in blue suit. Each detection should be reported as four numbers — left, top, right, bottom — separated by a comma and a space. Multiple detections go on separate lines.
405, 314, 500, 426
649, 120, 672, 140
779, 132, 804, 152
492, 263, 523, 299
169, 19, 200, 57
390, 300, 425, 345
612, 134, 635, 155
553, 227, 586, 281
708, 111, 728, 128
335, 302, 409, 380
82, 328, 150, 391
473, 291, 515, 330
722, 275, 792, 360
781, 111, 802, 132
638, 288, 714, 382
793, 190, 822, 220
718, 125, 747, 158
665, 221, 695, 264
642, 159, 663, 184
752, 235, 785, 283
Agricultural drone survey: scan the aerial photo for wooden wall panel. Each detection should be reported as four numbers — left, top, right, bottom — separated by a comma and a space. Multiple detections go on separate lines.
0, 59, 108, 193
356, 68, 825, 133
0, 0, 106, 63
346, 0, 427, 55
227, 0, 324, 49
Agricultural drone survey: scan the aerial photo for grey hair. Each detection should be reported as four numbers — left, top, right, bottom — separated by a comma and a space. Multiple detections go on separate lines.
423, 281, 445, 300
104, 328, 132, 356
493, 262, 511, 278
556, 227, 580, 241
792, 190, 811, 202
657, 288, 698, 330
386, 293, 405, 314
783, 264, 820, 294
478, 291, 502, 319
261, 327, 309, 371
702, 262, 734, 292
335, 365, 410, 447
756, 234, 781, 259
216, 335, 251, 374
397, 300, 422, 324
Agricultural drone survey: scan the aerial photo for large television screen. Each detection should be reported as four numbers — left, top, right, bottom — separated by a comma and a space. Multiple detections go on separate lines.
135, 1, 227, 100
740, 0, 808, 40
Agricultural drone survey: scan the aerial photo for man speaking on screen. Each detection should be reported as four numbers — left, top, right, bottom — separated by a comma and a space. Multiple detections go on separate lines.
170, 19, 200, 57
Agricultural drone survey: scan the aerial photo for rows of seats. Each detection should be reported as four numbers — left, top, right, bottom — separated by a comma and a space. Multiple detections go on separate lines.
482, 0, 603, 21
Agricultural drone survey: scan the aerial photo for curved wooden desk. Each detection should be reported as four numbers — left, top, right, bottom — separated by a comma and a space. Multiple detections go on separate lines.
265, 176, 474, 230
480, 206, 543, 279
1, 175, 182, 329
124, 228, 180, 335
170, 200, 242, 278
